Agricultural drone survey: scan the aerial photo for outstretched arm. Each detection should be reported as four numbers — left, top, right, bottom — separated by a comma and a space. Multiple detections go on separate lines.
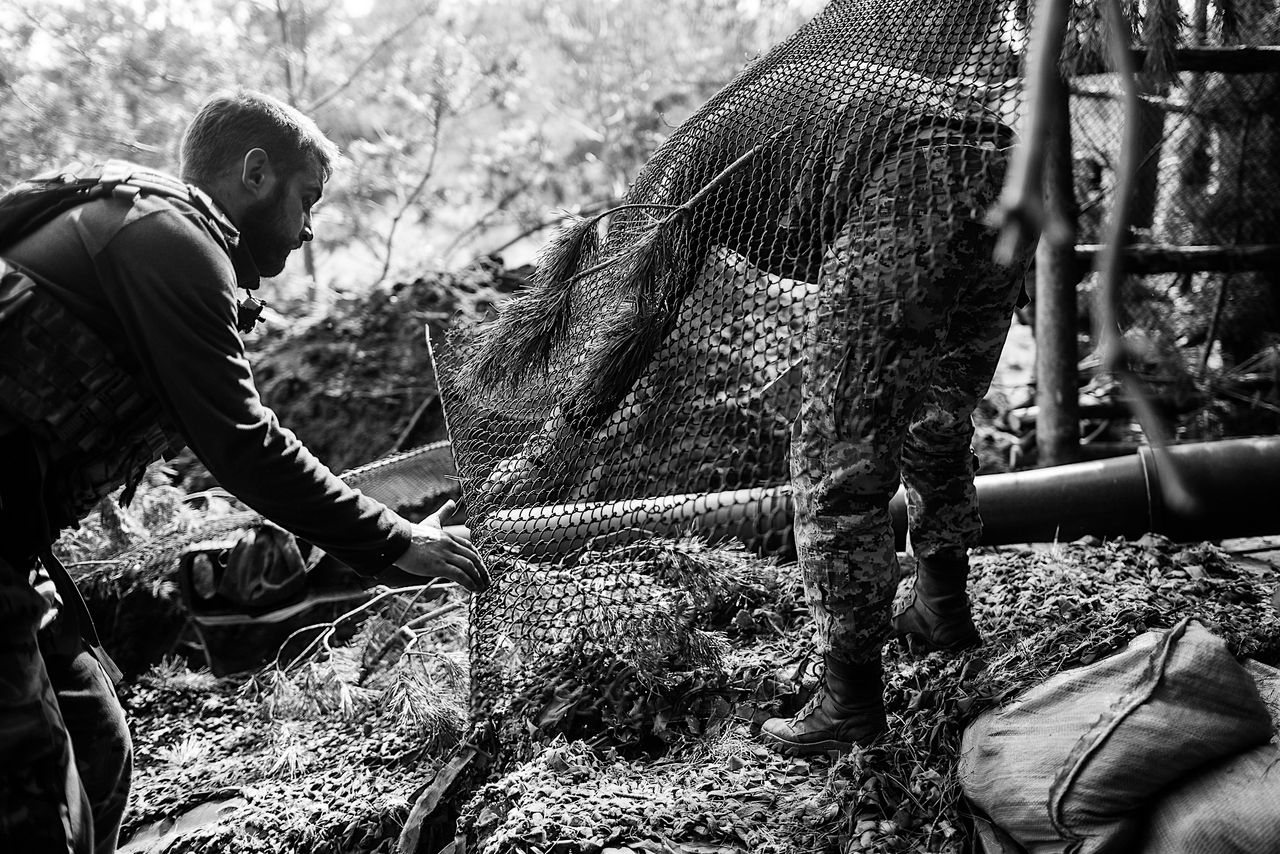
386, 499, 488, 591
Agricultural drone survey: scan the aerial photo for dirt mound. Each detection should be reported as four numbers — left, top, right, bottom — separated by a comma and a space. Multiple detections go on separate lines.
247, 261, 525, 475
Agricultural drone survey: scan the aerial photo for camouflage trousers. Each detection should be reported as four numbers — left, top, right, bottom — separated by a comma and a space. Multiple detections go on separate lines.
791, 130, 1026, 666
0, 554, 132, 854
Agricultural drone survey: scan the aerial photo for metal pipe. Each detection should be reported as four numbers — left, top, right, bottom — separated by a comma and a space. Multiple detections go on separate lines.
981, 434, 1280, 545
483, 436, 1280, 558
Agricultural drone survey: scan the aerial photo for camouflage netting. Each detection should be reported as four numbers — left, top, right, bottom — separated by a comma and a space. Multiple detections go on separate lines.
436, 0, 1028, 747
245, 262, 523, 476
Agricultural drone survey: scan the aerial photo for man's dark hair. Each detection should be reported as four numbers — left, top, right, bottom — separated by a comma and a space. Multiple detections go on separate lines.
179, 88, 340, 187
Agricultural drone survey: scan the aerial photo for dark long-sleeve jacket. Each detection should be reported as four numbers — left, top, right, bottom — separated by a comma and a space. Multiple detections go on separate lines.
2, 185, 411, 575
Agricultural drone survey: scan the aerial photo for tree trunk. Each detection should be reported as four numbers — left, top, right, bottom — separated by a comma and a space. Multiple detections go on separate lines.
1035, 74, 1083, 467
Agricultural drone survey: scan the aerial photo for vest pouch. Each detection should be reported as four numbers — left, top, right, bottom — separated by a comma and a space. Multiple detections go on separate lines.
0, 265, 185, 527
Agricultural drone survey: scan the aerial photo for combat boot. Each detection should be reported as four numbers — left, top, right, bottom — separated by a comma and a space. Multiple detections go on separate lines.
891, 550, 980, 651
760, 654, 886, 755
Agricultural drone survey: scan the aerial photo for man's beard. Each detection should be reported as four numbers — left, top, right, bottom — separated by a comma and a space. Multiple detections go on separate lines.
239, 185, 295, 277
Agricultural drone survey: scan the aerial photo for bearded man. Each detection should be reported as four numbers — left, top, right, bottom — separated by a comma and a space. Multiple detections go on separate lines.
0, 89, 487, 853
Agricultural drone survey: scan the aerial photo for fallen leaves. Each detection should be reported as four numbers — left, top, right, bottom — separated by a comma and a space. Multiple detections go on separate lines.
118, 535, 1279, 854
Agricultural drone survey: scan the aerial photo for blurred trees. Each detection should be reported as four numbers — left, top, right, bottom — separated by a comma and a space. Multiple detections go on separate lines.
0, 0, 821, 301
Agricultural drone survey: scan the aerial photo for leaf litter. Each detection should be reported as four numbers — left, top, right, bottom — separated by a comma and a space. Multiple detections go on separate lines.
121, 534, 1279, 853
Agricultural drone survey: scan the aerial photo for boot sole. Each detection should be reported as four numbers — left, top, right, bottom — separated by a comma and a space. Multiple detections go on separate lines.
758, 730, 855, 756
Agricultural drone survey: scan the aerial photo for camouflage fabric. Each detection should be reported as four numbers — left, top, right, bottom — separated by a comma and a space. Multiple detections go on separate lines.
0, 556, 130, 854
433, 0, 1029, 730
0, 555, 92, 853
790, 129, 1025, 666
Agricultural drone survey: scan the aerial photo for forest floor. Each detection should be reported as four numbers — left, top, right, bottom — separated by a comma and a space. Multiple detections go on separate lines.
116, 533, 1280, 854
97, 264, 1280, 853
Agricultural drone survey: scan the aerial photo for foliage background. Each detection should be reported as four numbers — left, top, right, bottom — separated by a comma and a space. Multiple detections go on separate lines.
0, 0, 825, 307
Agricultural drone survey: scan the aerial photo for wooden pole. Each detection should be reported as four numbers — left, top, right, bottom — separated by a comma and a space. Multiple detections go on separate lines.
1074, 243, 1280, 273
1132, 45, 1280, 74
1072, 46, 1280, 75
1034, 73, 1083, 467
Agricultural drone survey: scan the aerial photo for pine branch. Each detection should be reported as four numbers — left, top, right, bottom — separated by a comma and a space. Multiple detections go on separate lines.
1142, 0, 1187, 89
466, 214, 602, 387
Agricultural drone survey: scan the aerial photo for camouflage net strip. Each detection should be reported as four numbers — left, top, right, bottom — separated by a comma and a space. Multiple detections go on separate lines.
433, 0, 1028, 752
454, 537, 1280, 854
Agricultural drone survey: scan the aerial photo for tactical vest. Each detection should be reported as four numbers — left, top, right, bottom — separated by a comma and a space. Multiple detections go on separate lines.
0, 163, 220, 532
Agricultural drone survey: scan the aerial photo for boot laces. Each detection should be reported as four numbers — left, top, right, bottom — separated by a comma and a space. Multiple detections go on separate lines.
794, 676, 830, 720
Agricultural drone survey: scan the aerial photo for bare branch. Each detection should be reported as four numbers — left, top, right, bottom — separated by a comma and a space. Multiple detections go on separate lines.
298, 0, 310, 97
992, 0, 1072, 265
1097, 0, 1198, 515
61, 127, 162, 155
274, 0, 297, 102
17, 6, 95, 65
305, 6, 436, 114
481, 198, 620, 260
439, 182, 533, 264
372, 95, 446, 287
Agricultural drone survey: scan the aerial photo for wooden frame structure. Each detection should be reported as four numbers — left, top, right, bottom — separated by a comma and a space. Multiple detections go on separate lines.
1034, 45, 1280, 465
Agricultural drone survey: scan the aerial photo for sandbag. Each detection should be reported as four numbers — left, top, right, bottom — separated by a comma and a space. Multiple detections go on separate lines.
1245, 658, 1280, 731
959, 618, 1273, 854
1139, 743, 1280, 854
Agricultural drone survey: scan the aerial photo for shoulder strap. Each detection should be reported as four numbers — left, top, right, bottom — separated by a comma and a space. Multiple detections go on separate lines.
0, 160, 258, 329
0, 160, 196, 252
99, 159, 194, 203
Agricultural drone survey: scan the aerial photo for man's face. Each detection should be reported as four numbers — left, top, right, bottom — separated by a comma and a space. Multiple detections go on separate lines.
240, 158, 325, 277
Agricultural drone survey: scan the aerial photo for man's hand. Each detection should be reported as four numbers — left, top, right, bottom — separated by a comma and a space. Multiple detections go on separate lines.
390, 499, 489, 592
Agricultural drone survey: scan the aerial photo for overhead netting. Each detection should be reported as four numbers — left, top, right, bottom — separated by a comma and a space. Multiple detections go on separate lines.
437, 0, 1026, 747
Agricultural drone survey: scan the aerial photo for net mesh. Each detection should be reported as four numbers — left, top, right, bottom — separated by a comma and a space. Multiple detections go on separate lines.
1068, 60, 1280, 438
437, 0, 1027, 744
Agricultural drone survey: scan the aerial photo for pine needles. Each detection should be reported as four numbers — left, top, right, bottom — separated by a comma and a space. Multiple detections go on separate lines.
561, 216, 700, 429
263, 582, 470, 748
1141, 0, 1187, 89
467, 214, 601, 387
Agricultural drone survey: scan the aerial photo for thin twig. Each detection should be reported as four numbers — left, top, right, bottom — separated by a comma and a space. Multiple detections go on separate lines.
1216, 386, 1280, 415
274, 0, 296, 103
1094, 0, 1140, 375
275, 582, 444, 673
305, 7, 436, 113
565, 125, 795, 286
402, 600, 465, 632
440, 183, 532, 263
992, 0, 1072, 265
373, 93, 446, 287
482, 199, 620, 260
1097, 0, 1197, 515
388, 393, 438, 454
